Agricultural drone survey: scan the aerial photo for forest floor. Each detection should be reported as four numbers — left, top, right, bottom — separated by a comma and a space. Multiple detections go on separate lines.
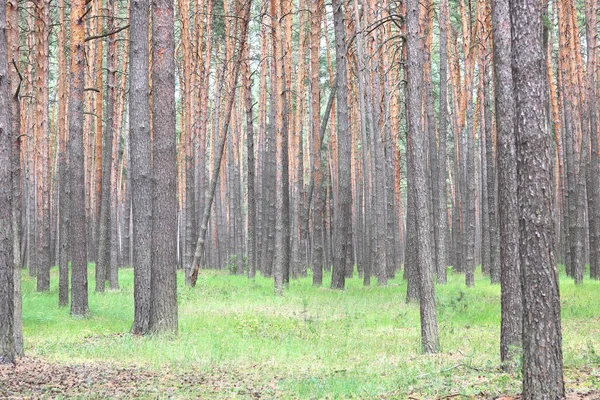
1, 267, 599, 399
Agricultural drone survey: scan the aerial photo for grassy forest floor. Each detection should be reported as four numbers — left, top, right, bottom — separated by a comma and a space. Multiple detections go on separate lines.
1, 266, 599, 399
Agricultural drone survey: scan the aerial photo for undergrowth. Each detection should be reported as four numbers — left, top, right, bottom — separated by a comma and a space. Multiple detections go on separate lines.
20, 265, 600, 398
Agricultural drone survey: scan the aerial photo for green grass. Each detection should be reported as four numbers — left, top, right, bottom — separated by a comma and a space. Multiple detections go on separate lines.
20, 265, 600, 398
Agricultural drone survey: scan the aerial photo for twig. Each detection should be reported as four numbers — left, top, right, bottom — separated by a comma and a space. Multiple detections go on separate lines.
85, 24, 129, 42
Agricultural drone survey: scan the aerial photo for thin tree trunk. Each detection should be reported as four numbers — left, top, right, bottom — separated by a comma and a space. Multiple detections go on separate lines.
130, 0, 152, 334
189, 1, 251, 286
437, 0, 449, 283
69, 0, 90, 317
309, 0, 324, 286
331, 0, 350, 290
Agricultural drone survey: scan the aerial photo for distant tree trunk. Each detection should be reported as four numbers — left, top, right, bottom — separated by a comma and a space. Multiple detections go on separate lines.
586, 0, 600, 280
482, 27, 500, 284
57, 0, 70, 307
351, 0, 372, 286
309, 0, 324, 286
406, 0, 439, 353
273, 0, 291, 294
130, 0, 152, 334
465, 87, 476, 287
149, 0, 178, 333
437, 0, 449, 284
491, 0, 522, 365
0, 0, 15, 362
331, 0, 350, 290
243, 40, 256, 280
96, 15, 117, 291
35, 0, 51, 292
189, 0, 251, 285
69, 0, 89, 317
511, 0, 565, 395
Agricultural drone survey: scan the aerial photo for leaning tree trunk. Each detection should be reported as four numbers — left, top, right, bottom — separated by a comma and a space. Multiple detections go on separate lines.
189, 1, 251, 286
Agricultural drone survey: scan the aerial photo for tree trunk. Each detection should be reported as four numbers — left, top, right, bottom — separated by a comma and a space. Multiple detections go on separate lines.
587, 0, 600, 280
7, 0, 23, 354
69, 0, 90, 317
331, 0, 351, 290
437, 0, 449, 284
149, 0, 178, 334
511, 0, 565, 395
130, 0, 152, 334
35, 0, 51, 292
0, 0, 15, 362
406, 0, 439, 353
491, 0, 522, 365
189, 1, 251, 285
309, 0, 324, 286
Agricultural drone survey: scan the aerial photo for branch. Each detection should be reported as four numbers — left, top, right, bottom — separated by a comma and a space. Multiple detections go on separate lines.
85, 24, 129, 42
11, 59, 23, 99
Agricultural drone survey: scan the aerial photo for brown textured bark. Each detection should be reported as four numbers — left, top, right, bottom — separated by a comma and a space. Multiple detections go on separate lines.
69, 0, 90, 317
57, 0, 70, 307
0, 0, 15, 362
189, 0, 251, 286
130, 0, 152, 334
309, 0, 324, 286
7, 0, 23, 354
511, 0, 565, 394
437, 0, 449, 284
35, 0, 51, 292
330, 0, 351, 290
587, 0, 600, 280
273, 0, 290, 295
96, 3, 118, 292
481, 10, 500, 284
243, 39, 256, 280
406, 0, 439, 353
491, 0, 522, 365
149, 0, 178, 333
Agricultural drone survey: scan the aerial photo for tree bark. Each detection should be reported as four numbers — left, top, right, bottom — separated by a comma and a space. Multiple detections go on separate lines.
149, 0, 178, 333
189, 1, 251, 286
491, 0, 522, 365
309, 0, 324, 286
0, 0, 15, 362
130, 0, 152, 334
69, 0, 90, 317
330, 0, 351, 290
406, 0, 439, 353
511, 0, 565, 394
